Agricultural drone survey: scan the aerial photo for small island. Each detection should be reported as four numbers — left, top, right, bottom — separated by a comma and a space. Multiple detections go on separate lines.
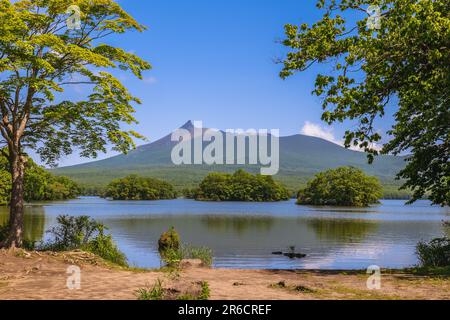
105, 175, 177, 200
191, 169, 290, 202
296, 166, 383, 207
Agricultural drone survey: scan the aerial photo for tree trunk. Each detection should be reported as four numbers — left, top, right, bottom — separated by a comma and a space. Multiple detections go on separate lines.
0, 150, 26, 249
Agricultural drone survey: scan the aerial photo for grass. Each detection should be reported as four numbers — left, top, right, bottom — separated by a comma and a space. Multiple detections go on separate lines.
136, 279, 210, 300
323, 285, 402, 300
136, 279, 165, 300
181, 245, 213, 266
416, 237, 450, 268
198, 281, 210, 300
269, 281, 316, 294
387, 266, 450, 277
160, 243, 213, 268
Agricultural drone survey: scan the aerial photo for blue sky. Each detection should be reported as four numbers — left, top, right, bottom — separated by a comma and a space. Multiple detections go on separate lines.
46, 0, 396, 167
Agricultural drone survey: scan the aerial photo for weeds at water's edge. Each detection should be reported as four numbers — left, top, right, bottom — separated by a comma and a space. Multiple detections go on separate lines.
136, 279, 165, 300
136, 279, 210, 300
269, 281, 316, 294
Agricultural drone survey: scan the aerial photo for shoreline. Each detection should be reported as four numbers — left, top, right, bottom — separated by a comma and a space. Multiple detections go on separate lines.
0, 249, 448, 300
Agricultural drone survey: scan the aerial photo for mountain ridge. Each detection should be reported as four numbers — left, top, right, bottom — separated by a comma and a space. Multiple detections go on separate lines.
53, 121, 407, 193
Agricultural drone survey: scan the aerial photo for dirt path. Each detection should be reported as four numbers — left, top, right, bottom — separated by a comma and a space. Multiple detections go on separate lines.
0, 250, 449, 300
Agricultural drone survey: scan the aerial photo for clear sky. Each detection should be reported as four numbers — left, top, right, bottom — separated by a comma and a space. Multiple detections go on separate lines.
44, 0, 396, 167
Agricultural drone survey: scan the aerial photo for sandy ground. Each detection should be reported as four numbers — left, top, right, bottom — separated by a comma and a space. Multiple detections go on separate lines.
0, 249, 449, 300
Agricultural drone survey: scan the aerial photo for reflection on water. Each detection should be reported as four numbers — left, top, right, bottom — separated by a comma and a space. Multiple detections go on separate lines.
201, 216, 274, 234
0, 197, 448, 269
0, 206, 46, 242
305, 218, 378, 242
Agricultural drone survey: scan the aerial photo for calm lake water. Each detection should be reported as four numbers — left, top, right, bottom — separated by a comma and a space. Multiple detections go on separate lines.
1, 197, 448, 270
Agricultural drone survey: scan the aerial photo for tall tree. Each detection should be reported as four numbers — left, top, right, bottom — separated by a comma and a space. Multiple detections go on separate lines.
0, 0, 150, 248
280, 0, 449, 206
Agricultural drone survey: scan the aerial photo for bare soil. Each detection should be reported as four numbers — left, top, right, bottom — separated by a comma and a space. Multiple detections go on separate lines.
0, 249, 448, 300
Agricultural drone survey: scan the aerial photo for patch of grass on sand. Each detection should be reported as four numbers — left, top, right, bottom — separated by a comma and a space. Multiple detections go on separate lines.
136, 279, 210, 300
395, 266, 450, 277
269, 281, 316, 294
323, 285, 402, 300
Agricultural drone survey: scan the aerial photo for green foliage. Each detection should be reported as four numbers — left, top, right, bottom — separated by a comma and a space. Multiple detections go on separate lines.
0, 0, 151, 165
0, 155, 79, 205
160, 247, 183, 268
181, 245, 213, 267
41, 215, 100, 251
84, 225, 127, 267
157, 228, 213, 267
297, 166, 383, 207
41, 215, 127, 266
158, 227, 181, 267
181, 188, 196, 199
136, 279, 164, 300
194, 169, 290, 202
280, 0, 450, 206
158, 227, 180, 254
105, 175, 177, 200
137, 279, 210, 301
197, 281, 210, 300
416, 238, 450, 267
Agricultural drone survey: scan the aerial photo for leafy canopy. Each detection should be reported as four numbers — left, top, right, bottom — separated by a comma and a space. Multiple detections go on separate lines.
0, 152, 79, 204
297, 166, 382, 207
280, 0, 449, 206
193, 169, 290, 202
105, 174, 177, 200
0, 0, 151, 164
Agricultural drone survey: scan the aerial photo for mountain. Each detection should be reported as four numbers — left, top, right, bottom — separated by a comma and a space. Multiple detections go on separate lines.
52, 121, 407, 193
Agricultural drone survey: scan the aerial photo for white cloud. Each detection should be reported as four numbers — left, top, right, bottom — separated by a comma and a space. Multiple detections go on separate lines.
143, 76, 157, 84
301, 121, 342, 146
300, 121, 382, 152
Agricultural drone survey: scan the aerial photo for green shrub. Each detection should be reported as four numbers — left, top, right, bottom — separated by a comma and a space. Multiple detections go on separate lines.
41, 215, 101, 251
136, 279, 164, 300
198, 281, 210, 300
157, 228, 214, 268
158, 227, 180, 255
297, 166, 383, 207
416, 238, 450, 267
181, 245, 213, 266
161, 247, 183, 267
84, 225, 127, 267
41, 215, 127, 266
137, 279, 210, 301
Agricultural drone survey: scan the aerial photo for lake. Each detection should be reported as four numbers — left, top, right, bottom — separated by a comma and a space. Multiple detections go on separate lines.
0, 197, 448, 270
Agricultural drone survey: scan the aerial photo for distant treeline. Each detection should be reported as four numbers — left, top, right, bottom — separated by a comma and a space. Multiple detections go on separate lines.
100, 170, 290, 202
104, 175, 177, 200
74, 174, 412, 201
0, 156, 79, 205
100, 167, 391, 206
185, 169, 290, 202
